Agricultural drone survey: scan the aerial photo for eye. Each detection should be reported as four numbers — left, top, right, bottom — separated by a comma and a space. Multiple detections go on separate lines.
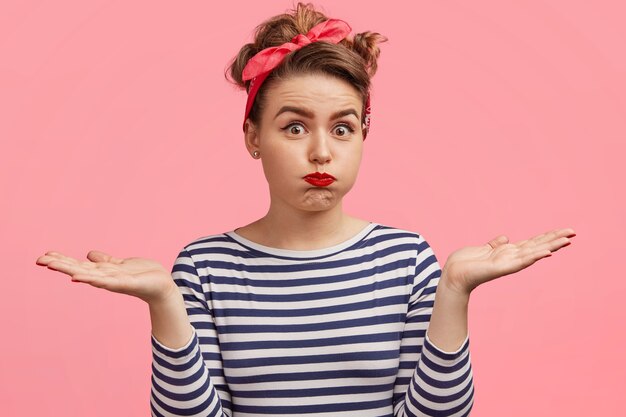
334, 123, 355, 137
280, 121, 307, 136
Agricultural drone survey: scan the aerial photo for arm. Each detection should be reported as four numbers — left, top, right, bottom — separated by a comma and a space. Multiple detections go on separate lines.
425, 228, 577, 375
426, 275, 470, 352
149, 285, 194, 351
34, 246, 232, 415
393, 236, 474, 417
393, 227, 575, 416
149, 248, 232, 417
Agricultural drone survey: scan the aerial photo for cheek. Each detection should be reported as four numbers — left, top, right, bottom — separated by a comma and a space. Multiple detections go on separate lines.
341, 148, 363, 173
260, 150, 299, 185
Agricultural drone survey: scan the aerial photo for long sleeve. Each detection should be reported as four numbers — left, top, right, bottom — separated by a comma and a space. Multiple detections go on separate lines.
392, 236, 475, 417
150, 248, 232, 417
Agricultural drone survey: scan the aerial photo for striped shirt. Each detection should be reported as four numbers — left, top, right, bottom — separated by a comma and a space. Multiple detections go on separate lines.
150, 222, 474, 417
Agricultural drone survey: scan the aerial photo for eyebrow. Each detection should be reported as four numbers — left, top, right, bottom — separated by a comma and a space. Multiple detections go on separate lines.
273, 106, 360, 121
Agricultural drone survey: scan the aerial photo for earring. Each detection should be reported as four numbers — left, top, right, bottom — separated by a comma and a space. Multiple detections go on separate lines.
252, 150, 260, 158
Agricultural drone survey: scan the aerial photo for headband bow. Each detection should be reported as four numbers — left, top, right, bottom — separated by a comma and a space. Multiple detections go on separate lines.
241, 18, 371, 139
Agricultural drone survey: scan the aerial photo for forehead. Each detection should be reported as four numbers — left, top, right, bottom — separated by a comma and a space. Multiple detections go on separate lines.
265, 74, 362, 113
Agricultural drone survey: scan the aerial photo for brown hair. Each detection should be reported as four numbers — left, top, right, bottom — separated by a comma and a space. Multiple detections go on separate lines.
224, 2, 388, 131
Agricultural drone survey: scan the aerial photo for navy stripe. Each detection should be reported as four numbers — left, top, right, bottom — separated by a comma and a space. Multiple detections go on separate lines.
223, 349, 401, 368
420, 348, 470, 374
151, 378, 220, 416
407, 379, 474, 417
226, 367, 400, 384
424, 334, 471, 360
220, 330, 404, 351
230, 382, 395, 398
213, 294, 410, 318
151, 331, 198, 359
415, 362, 472, 390
232, 398, 392, 414
216, 313, 406, 334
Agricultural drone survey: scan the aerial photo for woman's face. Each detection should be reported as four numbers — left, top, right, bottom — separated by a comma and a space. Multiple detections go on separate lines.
244, 73, 365, 214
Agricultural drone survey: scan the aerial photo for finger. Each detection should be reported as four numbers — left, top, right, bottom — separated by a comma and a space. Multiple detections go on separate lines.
535, 229, 573, 244
37, 256, 70, 267
36, 255, 56, 266
37, 251, 78, 266
87, 250, 123, 265
44, 250, 67, 257
523, 229, 560, 247
487, 235, 509, 249
72, 271, 130, 293
519, 228, 576, 248
515, 235, 569, 260
46, 260, 90, 277
71, 272, 111, 287
563, 228, 576, 238
536, 236, 571, 254
50, 251, 82, 263
521, 249, 553, 267
514, 239, 530, 247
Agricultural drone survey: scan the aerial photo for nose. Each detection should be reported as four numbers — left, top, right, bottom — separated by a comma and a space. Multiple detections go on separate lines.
309, 130, 332, 166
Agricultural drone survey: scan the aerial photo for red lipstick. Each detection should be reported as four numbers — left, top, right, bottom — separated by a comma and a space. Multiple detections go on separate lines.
303, 172, 336, 187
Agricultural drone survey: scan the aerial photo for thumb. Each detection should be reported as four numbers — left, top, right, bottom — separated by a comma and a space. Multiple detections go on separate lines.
87, 250, 121, 264
487, 235, 509, 249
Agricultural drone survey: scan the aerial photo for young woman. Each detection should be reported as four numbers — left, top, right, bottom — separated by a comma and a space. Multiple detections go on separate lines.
35, 3, 575, 416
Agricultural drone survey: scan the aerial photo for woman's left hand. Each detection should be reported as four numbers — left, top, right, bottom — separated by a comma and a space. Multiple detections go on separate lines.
442, 227, 576, 296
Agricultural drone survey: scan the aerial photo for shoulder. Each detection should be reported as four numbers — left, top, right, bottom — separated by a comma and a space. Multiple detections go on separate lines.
369, 223, 440, 269
181, 231, 233, 252
172, 230, 236, 267
370, 224, 441, 291
370, 222, 431, 248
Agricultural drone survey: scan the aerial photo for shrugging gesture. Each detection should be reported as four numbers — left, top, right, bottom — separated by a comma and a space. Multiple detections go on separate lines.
426, 227, 577, 354
36, 250, 195, 352
443, 227, 576, 296
35, 250, 176, 304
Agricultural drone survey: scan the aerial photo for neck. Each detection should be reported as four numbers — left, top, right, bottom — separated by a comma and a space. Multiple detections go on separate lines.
257, 199, 354, 250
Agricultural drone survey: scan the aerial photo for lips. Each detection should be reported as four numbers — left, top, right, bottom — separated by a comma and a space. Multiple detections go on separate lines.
303, 172, 336, 187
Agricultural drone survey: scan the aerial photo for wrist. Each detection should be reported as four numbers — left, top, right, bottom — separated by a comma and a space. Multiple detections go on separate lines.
441, 268, 472, 298
148, 286, 193, 351
427, 272, 471, 353
148, 282, 180, 307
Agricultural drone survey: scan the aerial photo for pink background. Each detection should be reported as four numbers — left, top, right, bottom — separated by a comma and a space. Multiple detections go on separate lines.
2, 1, 624, 415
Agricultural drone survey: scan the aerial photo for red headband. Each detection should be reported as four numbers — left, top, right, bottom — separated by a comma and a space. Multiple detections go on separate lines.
241, 18, 371, 139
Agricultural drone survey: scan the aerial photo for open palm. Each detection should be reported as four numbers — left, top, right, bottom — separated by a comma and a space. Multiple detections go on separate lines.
35, 250, 176, 304
442, 227, 576, 295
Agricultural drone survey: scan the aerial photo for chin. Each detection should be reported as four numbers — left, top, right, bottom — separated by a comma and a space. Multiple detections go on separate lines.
300, 191, 343, 210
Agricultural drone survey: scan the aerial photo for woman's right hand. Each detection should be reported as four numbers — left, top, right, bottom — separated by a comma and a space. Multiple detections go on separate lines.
35, 250, 177, 305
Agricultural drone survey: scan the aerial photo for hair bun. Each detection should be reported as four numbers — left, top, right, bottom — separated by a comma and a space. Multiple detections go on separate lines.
347, 31, 388, 77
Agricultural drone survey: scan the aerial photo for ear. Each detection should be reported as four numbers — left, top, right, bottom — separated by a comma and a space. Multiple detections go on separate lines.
362, 123, 368, 140
244, 119, 260, 153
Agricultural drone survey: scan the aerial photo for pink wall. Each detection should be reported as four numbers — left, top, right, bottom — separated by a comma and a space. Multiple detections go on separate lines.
2, 1, 624, 415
